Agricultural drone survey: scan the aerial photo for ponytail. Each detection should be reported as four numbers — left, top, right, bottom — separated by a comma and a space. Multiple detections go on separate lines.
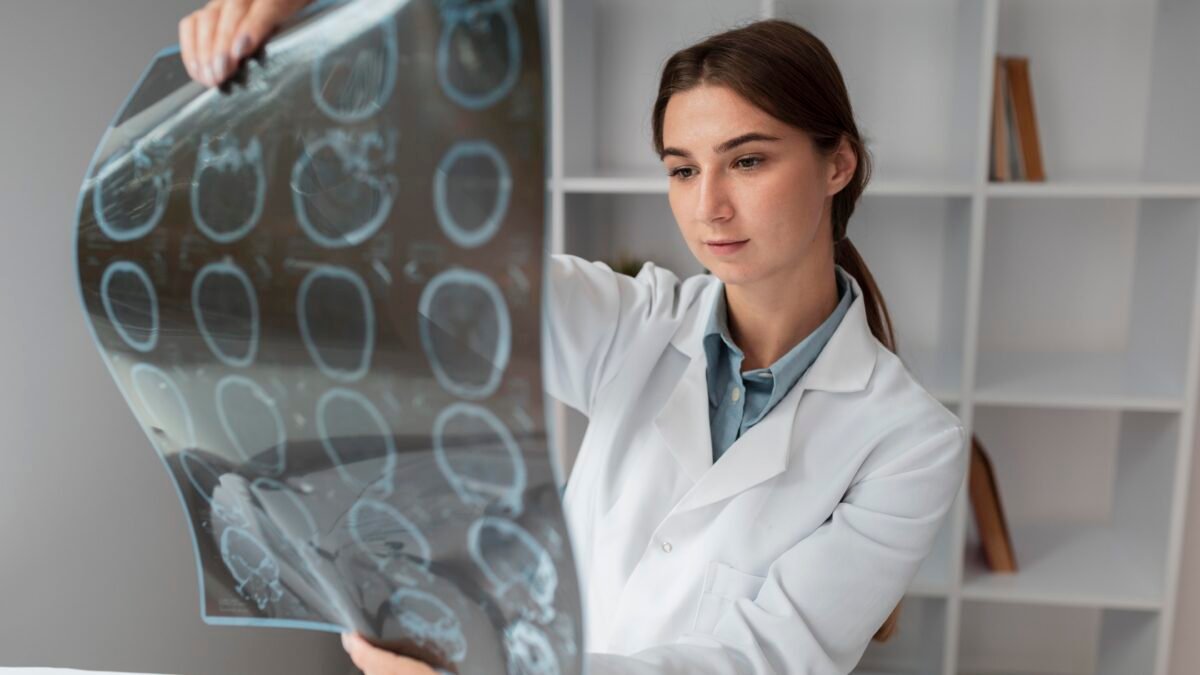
835, 236, 898, 355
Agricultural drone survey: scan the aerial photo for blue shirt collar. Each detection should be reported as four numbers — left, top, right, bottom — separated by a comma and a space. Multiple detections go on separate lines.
702, 266, 856, 413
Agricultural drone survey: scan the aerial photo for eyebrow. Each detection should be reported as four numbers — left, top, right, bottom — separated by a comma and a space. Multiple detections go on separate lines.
659, 132, 782, 160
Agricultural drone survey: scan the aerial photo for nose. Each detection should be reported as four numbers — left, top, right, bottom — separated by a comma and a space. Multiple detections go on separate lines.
694, 170, 734, 225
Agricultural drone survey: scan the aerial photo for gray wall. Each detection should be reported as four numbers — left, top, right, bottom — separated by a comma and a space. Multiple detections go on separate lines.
0, 3, 352, 673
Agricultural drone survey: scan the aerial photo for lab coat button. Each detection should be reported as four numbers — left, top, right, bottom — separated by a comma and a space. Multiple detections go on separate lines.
661, 541, 673, 553
731, 387, 741, 402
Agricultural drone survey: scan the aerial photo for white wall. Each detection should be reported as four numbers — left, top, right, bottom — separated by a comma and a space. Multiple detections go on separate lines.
0, 3, 351, 674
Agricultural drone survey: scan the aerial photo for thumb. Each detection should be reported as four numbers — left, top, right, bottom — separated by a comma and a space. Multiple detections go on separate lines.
342, 632, 433, 674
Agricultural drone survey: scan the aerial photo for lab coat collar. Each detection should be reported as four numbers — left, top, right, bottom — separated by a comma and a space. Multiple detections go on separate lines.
669, 267, 877, 393
656, 269, 879, 513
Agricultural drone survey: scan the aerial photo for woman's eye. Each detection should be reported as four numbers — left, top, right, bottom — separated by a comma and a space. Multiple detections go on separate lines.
736, 156, 762, 169
668, 167, 695, 179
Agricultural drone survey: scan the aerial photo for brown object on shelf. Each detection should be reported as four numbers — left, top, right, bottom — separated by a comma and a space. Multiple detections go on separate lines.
968, 433, 1018, 572
990, 54, 1011, 182
1004, 56, 1046, 182
1003, 58, 1025, 180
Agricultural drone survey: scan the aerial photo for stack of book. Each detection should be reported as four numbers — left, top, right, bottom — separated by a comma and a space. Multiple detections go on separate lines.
990, 55, 1046, 182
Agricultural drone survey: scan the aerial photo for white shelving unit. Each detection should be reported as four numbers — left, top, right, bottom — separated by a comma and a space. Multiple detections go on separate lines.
544, 0, 1200, 673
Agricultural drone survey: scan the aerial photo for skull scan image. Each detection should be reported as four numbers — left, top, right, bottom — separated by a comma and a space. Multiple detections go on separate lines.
419, 268, 512, 400
75, 1, 580, 671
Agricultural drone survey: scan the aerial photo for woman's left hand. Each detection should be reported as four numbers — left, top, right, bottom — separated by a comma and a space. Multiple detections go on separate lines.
341, 632, 439, 675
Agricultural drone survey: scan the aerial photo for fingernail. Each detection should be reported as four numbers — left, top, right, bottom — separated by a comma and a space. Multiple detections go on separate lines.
340, 632, 352, 651
203, 64, 215, 86
213, 55, 228, 81
233, 34, 251, 60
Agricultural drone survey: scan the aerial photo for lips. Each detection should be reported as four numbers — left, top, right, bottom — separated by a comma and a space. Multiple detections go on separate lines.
705, 239, 748, 256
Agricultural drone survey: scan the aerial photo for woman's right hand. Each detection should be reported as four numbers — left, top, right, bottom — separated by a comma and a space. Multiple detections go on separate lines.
179, 0, 315, 88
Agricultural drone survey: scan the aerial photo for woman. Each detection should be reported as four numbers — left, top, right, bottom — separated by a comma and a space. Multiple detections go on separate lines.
180, 2, 967, 673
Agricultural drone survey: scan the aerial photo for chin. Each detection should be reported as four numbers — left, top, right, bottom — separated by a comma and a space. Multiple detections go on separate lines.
704, 262, 755, 287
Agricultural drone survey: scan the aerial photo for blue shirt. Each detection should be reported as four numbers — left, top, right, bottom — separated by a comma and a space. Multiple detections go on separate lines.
702, 266, 856, 463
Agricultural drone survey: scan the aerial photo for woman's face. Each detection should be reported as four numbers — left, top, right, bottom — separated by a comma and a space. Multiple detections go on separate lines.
660, 84, 851, 289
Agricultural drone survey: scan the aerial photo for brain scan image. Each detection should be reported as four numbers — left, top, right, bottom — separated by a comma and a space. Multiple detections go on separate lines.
193, 261, 260, 367
419, 267, 511, 399
217, 375, 287, 476
291, 129, 398, 248
220, 527, 286, 611
469, 516, 558, 623
312, 19, 400, 123
191, 133, 267, 244
92, 136, 173, 242
434, 140, 512, 249
100, 261, 159, 353
349, 498, 433, 579
437, 0, 521, 110
130, 363, 195, 449
505, 620, 561, 675
389, 587, 469, 664
73, 1, 580, 672
434, 401, 526, 515
316, 387, 398, 496
297, 265, 376, 382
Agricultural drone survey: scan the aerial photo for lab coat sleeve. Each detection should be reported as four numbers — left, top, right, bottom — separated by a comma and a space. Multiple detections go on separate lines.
541, 254, 684, 417
583, 424, 969, 675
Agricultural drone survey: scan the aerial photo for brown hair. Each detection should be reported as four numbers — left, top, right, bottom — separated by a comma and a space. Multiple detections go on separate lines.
651, 18, 902, 642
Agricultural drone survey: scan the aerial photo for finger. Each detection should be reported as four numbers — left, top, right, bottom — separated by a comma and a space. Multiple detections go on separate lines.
195, 2, 221, 86
235, 0, 311, 61
212, 0, 252, 82
178, 13, 200, 82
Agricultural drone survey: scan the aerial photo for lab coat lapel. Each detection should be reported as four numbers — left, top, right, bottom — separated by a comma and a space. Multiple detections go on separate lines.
652, 282, 721, 484
669, 380, 798, 514
661, 270, 879, 516
653, 351, 714, 484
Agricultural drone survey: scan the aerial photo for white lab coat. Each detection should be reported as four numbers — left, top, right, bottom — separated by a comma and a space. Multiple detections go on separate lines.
541, 254, 967, 675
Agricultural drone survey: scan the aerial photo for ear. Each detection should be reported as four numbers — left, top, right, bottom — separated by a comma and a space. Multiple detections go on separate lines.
825, 135, 858, 197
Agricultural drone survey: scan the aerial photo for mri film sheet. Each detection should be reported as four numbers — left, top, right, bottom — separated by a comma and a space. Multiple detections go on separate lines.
73, 1, 581, 672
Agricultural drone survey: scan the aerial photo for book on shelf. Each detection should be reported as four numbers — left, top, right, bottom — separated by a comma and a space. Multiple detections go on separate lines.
968, 433, 1019, 573
990, 54, 1046, 182
990, 55, 1010, 181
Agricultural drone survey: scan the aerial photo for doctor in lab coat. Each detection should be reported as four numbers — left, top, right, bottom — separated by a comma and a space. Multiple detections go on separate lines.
179, 3, 967, 673
531, 22, 967, 673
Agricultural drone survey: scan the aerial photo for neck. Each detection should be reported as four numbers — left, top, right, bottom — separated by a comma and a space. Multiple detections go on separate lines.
724, 252, 840, 372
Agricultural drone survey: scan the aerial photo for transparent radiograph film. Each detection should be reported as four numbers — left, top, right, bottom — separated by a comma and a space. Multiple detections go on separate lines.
73, 1, 581, 672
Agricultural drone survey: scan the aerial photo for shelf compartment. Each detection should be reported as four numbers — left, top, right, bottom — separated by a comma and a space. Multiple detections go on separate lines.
994, 0, 1200, 184
958, 600, 1159, 675
853, 596, 947, 675
962, 522, 1163, 610
561, 0, 764, 178
963, 406, 1179, 611
850, 195, 972, 405
975, 197, 1200, 409
777, 0, 989, 185
973, 351, 1184, 412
